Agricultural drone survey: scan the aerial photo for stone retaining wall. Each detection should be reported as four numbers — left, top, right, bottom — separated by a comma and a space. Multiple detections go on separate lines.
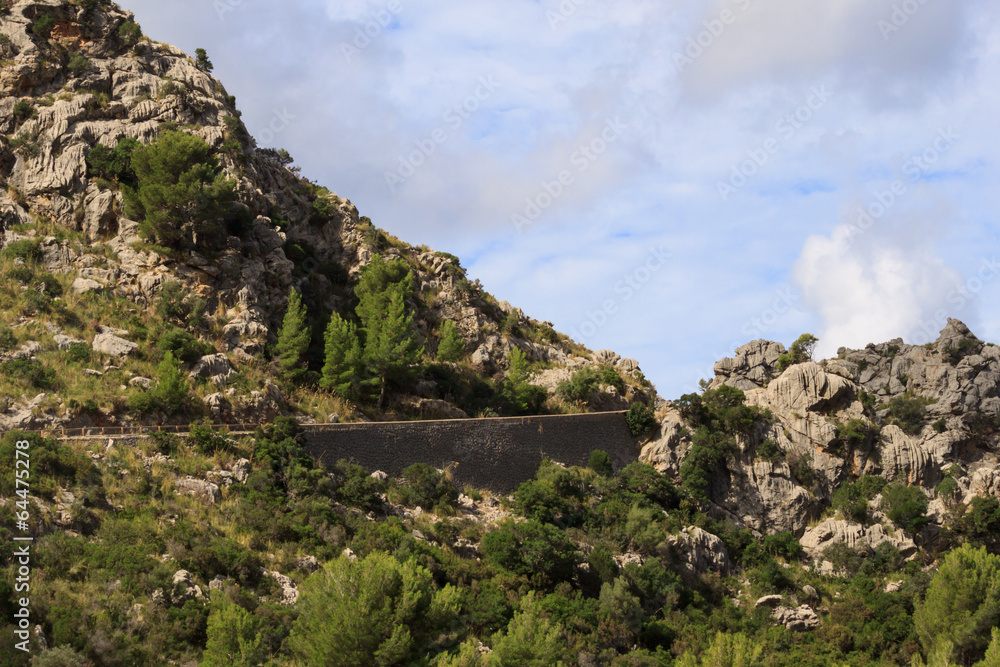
303, 412, 639, 492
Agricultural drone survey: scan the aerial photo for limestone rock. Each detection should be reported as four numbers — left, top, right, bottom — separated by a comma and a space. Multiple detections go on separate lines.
665, 526, 730, 575
175, 477, 220, 504
54, 334, 84, 349
262, 569, 298, 605
593, 349, 620, 366
772, 605, 821, 631
189, 353, 235, 385
171, 570, 204, 601
800, 519, 917, 561
71, 277, 103, 294
231, 459, 251, 483
92, 332, 138, 357
639, 410, 691, 476
711, 340, 786, 391
128, 376, 152, 390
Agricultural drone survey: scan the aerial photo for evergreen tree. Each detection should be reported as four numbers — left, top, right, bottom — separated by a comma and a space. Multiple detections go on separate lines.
355, 256, 422, 408
154, 351, 188, 414
436, 319, 465, 362
276, 288, 310, 382
195, 47, 214, 72
202, 595, 261, 666
320, 311, 365, 399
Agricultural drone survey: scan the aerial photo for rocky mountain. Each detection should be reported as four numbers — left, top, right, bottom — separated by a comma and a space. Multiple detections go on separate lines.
0, 0, 653, 430
641, 318, 1000, 567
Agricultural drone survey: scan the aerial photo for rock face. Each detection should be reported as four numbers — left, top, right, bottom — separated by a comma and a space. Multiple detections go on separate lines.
800, 519, 917, 561
174, 477, 221, 505
189, 353, 235, 385
772, 605, 821, 631
641, 320, 1000, 539
665, 526, 731, 575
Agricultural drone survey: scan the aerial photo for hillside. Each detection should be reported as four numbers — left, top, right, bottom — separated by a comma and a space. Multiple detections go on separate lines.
0, 0, 653, 432
3, 1, 1000, 666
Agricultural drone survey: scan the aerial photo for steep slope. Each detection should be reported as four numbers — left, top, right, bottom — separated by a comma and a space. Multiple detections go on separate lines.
0, 0, 654, 429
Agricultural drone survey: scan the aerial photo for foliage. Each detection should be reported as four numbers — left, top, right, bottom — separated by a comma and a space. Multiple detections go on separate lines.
1, 238, 42, 261
157, 325, 212, 363
129, 130, 236, 247
0, 324, 16, 351
1, 358, 56, 390
501, 347, 547, 415
155, 281, 205, 327
287, 552, 456, 666
187, 419, 230, 455
118, 19, 142, 46
955, 496, 1000, 548
626, 402, 657, 438
436, 319, 465, 362
320, 311, 365, 398
355, 255, 423, 407
676, 631, 764, 666
32, 13, 55, 39
276, 288, 310, 382
831, 475, 887, 523
943, 338, 980, 365
195, 47, 214, 72
66, 51, 91, 74
588, 449, 613, 477
887, 395, 928, 435
883, 483, 929, 533
0, 431, 101, 500
152, 351, 189, 415
557, 366, 626, 403
914, 545, 1000, 664
201, 595, 262, 666
392, 463, 458, 512
777, 333, 819, 372
481, 519, 578, 590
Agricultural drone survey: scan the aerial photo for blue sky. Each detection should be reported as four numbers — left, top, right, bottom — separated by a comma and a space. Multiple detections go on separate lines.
119, 0, 999, 399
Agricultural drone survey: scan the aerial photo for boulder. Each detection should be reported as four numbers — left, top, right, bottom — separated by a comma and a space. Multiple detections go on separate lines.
54, 334, 84, 349
231, 458, 251, 483
175, 477, 220, 504
800, 519, 917, 561
772, 605, 821, 631
665, 526, 730, 575
92, 332, 138, 356
710, 340, 786, 391
171, 570, 204, 601
189, 353, 235, 385
128, 376, 152, 390
262, 569, 298, 605
71, 277, 103, 294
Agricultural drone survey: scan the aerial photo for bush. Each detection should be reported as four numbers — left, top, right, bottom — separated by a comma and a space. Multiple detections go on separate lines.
118, 20, 142, 46
13, 98, 34, 125
393, 463, 458, 511
776, 333, 819, 373
887, 395, 928, 435
831, 475, 886, 523
65, 342, 91, 364
1, 238, 42, 261
85, 137, 139, 188
187, 420, 230, 455
0, 324, 16, 351
1, 358, 56, 389
481, 519, 578, 589
588, 449, 613, 477
158, 326, 212, 363
332, 460, 384, 512
626, 402, 656, 437
557, 366, 626, 403
67, 51, 91, 73
883, 483, 928, 533
32, 13, 55, 39
0, 431, 101, 499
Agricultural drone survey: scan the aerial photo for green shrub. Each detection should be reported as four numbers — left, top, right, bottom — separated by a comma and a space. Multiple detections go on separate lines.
393, 463, 458, 511
1, 238, 42, 261
187, 419, 230, 454
436, 319, 465, 362
883, 483, 928, 533
332, 459, 384, 512
776, 333, 819, 373
556, 366, 625, 403
195, 47, 213, 73
0, 324, 16, 351
67, 51, 91, 73
0, 431, 101, 499
932, 418, 947, 433
626, 402, 657, 437
85, 137, 139, 188
757, 438, 782, 463
64, 343, 90, 364
956, 496, 1000, 547
32, 13, 55, 39
887, 395, 928, 435
588, 449, 613, 477
763, 531, 803, 560
1, 358, 56, 389
12, 98, 34, 125
481, 519, 578, 589
118, 20, 142, 46
832, 475, 886, 523
157, 326, 212, 363
943, 338, 980, 365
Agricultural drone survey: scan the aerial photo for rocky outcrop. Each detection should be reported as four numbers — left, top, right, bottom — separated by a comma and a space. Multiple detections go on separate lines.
710, 340, 786, 391
800, 519, 917, 560
174, 477, 220, 505
665, 526, 731, 575
92, 332, 137, 356
772, 605, 821, 631
189, 353, 235, 385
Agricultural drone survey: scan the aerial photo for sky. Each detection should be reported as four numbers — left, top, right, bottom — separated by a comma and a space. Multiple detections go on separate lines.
118, 0, 1000, 399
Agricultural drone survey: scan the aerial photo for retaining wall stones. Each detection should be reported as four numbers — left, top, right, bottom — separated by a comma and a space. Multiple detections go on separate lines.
303, 411, 639, 492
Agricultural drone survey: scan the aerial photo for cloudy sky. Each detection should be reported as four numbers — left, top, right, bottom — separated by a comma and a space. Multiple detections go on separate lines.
118, 0, 999, 399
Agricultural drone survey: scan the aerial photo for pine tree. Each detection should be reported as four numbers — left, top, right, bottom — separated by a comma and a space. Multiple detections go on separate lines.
276, 288, 310, 382
202, 595, 261, 666
353, 256, 422, 408
195, 47, 214, 73
436, 319, 464, 362
154, 351, 188, 415
320, 312, 364, 399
